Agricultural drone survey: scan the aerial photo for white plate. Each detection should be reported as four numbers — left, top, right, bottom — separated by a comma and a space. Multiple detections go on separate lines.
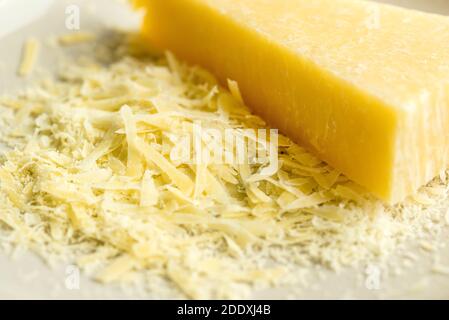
0, 0, 448, 300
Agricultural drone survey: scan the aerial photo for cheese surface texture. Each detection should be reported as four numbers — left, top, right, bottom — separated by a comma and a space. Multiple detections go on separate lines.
135, 0, 449, 203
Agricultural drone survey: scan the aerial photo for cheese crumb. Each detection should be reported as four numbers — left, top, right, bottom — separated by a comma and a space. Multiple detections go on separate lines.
58, 32, 96, 46
432, 264, 449, 275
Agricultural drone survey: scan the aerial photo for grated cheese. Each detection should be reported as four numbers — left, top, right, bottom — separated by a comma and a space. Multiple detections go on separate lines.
432, 264, 449, 276
0, 32, 448, 299
227, 79, 244, 105
17, 38, 39, 77
58, 32, 96, 46
96, 255, 136, 283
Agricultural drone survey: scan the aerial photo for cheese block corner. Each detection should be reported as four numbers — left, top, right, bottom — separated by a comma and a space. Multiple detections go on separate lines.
136, 0, 449, 203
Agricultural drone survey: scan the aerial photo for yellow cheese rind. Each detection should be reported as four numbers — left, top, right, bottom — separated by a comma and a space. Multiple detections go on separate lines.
137, 0, 449, 203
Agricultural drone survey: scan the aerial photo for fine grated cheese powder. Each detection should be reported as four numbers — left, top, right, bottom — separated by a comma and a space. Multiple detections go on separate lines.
0, 32, 447, 299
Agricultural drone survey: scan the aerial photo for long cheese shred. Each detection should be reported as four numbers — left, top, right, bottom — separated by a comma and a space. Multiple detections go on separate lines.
17, 38, 39, 77
58, 32, 96, 46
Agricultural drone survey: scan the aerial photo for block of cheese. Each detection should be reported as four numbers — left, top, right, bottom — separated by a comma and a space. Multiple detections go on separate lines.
134, 0, 449, 203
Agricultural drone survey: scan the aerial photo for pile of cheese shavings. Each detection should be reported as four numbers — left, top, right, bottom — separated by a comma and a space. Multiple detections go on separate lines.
0, 35, 447, 299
